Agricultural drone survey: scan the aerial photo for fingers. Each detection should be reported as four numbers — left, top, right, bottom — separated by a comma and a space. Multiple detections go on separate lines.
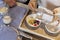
4, 0, 16, 7
28, 1, 37, 12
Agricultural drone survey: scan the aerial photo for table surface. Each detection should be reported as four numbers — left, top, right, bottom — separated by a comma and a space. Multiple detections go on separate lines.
0, 2, 29, 40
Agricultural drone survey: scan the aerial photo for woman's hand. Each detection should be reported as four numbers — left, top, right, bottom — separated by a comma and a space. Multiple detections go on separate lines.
28, 0, 37, 12
4, 0, 16, 7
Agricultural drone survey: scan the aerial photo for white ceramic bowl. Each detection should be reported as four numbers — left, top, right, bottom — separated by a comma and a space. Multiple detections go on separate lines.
26, 14, 41, 28
45, 24, 60, 34
3, 16, 12, 24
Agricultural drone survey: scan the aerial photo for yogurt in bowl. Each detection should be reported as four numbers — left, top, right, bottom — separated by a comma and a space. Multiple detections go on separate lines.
3, 16, 12, 24
26, 14, 41, 29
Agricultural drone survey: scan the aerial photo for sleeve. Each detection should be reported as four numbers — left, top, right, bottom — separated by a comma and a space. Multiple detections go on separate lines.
17, 0, 27, 3
38, 0, 47, 7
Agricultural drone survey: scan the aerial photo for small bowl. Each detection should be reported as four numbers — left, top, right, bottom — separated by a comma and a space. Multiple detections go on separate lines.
3, 16, 12, 24
45, 24, 60, 35
26, 14, 41, 29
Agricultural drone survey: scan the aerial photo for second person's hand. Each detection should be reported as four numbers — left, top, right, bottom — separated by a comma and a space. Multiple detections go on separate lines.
28, 0, 37, 12
4, 0, 16, 7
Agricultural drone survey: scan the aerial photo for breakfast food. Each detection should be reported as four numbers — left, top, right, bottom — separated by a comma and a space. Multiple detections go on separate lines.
28, 19, 40, 27
3, 16, 12, 24
0, 7, 8, 13
26, 15, 40, 27
46, 20, 59, 32
50, 20, 59, 26
45, 24, 58, 33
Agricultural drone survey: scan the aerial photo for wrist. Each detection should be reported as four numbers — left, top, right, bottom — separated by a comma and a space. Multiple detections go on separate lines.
30, 0, 36, 2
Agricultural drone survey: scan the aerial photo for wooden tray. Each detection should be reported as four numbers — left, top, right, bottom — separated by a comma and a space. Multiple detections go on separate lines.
18, 3, 60, 40
19, 10, 56, 40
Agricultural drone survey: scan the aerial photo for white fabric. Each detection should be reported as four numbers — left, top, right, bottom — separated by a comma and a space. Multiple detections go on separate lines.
47, 0, 60, 6
17, 0, 27, 3
38, 0, 60, 7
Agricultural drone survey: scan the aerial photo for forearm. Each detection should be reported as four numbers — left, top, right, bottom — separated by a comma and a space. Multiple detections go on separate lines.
29, 0, 37, 8
30, 0, 37, 2
4, 0, 16, 7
